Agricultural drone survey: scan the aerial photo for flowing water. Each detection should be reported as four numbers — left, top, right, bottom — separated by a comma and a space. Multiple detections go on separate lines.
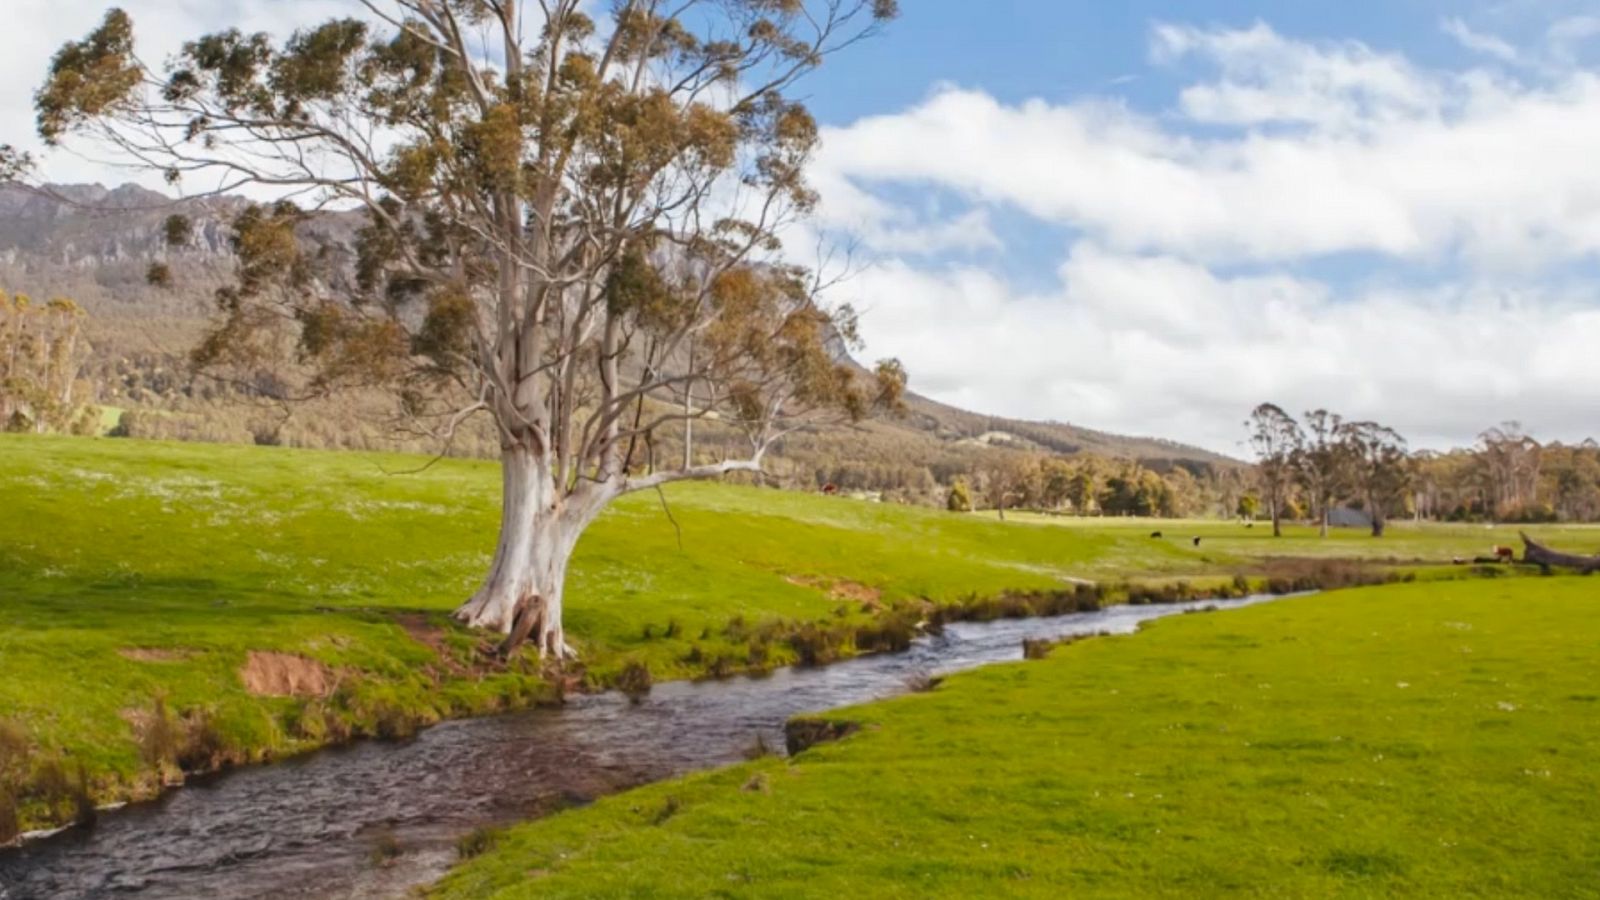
0, 595, 1276, 900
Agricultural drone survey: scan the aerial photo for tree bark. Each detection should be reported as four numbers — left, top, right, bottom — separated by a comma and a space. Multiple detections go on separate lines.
453, 446, 589, 659
1520, 532, 1600, 573
1270, 495, 1282, 537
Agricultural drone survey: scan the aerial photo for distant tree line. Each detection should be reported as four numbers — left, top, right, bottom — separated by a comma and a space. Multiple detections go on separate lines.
1246, 404, 1600, 533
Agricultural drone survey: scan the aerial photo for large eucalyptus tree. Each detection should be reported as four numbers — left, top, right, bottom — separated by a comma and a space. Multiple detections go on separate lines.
35, 0, 904, 657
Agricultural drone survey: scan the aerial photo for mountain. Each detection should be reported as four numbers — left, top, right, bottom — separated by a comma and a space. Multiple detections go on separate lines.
0, 182, 1237, 473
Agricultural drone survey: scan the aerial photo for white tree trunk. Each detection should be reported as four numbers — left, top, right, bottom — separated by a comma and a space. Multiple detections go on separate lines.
453, 447, 590, 659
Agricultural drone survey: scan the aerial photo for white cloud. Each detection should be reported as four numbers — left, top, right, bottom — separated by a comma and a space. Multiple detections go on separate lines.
1548, 15, 1600, 62
813, 21, 1600, 451
1151, 21, 1444, 131
846, 247, 1600, 453
1442, 18, 1521, 65
814, 32, 1600, 270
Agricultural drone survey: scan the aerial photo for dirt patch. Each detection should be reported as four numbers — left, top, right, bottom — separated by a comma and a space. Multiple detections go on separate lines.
395, 614, 508, 679
784, 575, 883, 611
828, 580, 882, 608
118, 648, 196, 663
239, 652, 336, 698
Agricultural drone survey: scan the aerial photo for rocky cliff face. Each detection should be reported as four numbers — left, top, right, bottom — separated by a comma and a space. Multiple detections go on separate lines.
0, 183, 244, 319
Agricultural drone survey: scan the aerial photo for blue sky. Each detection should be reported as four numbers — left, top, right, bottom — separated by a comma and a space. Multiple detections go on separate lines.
804, 1, 1562, 119
5, 1, 1600, 453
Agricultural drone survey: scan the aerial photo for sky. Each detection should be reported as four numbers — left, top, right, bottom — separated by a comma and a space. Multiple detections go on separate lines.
5, 1, 1600, 456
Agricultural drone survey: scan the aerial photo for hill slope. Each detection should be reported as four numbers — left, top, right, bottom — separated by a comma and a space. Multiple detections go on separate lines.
0, 183, 1233, 471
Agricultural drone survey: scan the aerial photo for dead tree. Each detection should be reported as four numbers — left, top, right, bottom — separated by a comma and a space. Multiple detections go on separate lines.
1519, 532, 1600, 574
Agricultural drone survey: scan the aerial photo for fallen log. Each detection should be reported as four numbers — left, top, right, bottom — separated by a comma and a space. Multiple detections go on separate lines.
1520, 532, 1600, 574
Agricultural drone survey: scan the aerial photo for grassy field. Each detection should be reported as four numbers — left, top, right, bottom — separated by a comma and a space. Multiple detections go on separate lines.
979, 508, 1600, 564
0, 433, 1593, 836
436, 577, 1600, 899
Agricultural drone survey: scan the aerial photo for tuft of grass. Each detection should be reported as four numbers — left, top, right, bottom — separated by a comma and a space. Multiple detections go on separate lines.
648, 796, 681, 826
1022, 630, 1111, 660
456, 825, 504, 861
369, 828, 401, 866
615, 661, 653, 705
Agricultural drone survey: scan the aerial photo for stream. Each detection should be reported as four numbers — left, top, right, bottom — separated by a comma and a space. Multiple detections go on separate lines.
0, 594, 1275, 900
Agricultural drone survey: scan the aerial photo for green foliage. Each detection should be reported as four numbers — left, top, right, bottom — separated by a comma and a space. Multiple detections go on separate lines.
436, 578, 1600, 898
145, 262, 174, 289
162, 214, 193, 248
35, 9, 141, 144
945, 478, 972, 512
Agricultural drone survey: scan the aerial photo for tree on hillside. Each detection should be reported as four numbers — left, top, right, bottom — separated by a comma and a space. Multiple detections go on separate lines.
36, 2, 904, 657
1037, 456, 1074, 511
0, 293, 93, 433
1477, 423, 1542, 521
979, 454, 1033, 521
1245, 403, 1301, 537
1065, 467, 1096, 516
1294, 409, 1351, 538
1236, 493, 1259, 520
1098, 464, 1172, 517
1340, 420, 1410, 537
946, 478, 973, 513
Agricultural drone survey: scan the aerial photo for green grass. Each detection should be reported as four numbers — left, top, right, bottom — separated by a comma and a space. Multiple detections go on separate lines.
0, 434, 1196, 830
983, 509, 1600, 564
0, 433, 1592, 835
435, 577, 1600, 898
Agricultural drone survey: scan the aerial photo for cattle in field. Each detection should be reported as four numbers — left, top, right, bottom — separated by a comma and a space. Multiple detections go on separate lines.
1492, 545, 1515, 563
1192, 537, 1202, 547
1150, 531, 1163, 538
821, 483, 839, 496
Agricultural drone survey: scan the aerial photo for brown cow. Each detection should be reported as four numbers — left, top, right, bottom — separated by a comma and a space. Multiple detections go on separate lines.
1492, 545, 1515, 563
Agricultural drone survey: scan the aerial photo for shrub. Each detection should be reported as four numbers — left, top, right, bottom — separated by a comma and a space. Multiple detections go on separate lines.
745, 641, 770, 669
616, 661, 652, 704
946, 479, 973, 512
456, 825, 503, 860
1022, 638, 1055, 660
787, 623, 846, 666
